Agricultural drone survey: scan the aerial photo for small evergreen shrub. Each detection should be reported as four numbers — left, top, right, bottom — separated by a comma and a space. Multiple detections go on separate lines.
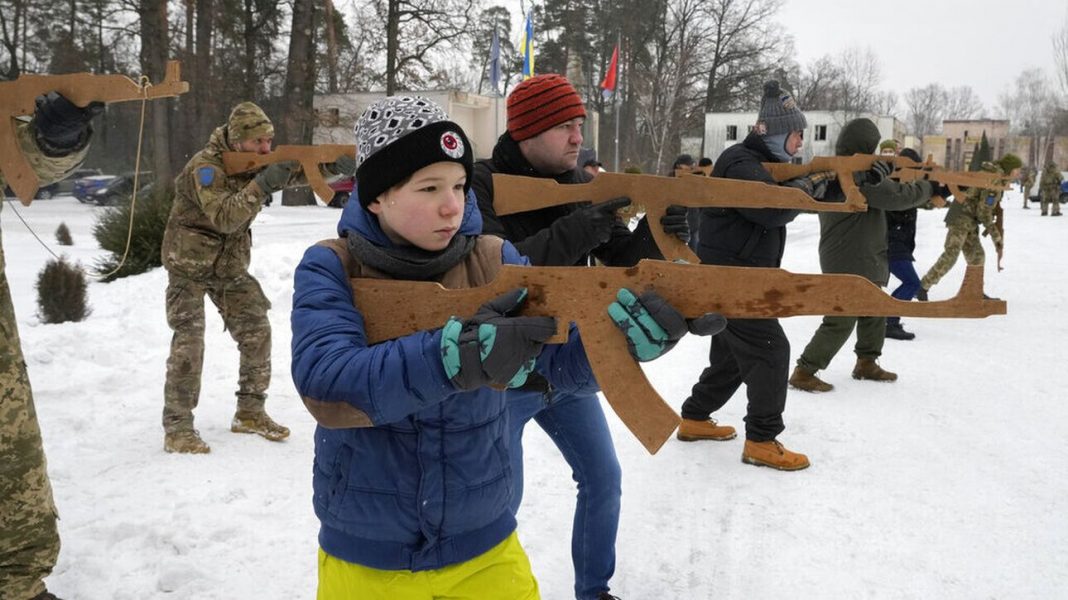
36, 256, 90, 323
55, 222, 73, 246
93, 181, 174, 281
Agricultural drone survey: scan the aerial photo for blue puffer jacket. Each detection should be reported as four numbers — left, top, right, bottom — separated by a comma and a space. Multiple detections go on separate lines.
290, 191, 597, 572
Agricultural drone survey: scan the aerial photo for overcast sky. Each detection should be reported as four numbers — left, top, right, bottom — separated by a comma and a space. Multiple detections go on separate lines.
777, 0, 1066, 115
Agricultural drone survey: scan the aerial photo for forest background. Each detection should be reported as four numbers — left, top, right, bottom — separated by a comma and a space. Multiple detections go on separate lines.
4, 0, 1068, 180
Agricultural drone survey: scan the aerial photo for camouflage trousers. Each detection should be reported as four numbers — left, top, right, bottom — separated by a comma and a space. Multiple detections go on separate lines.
920, 223, 984, 291
163, 271, 272, 434
1040, 194, 1062, 215
0, 224, 58, 600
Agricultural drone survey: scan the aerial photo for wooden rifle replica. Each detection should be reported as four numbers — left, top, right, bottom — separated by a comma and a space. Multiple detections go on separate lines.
492, 172, 867, 264
0, 61, 190, 205
222, 144, 355, 203
762, 154, 1010, 206
351, 260, 1005, 454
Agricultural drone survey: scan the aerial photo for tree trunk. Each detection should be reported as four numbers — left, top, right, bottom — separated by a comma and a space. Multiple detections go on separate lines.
243, 0, 257, 99
323, 0, 339, 93
195, 0, 214, 144
139, 0, 173, 180
280, 0, 317, 206
386, 0, 399, 95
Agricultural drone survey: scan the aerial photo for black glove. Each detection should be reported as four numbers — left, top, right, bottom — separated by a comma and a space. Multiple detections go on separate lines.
253, 160, 299, 195
660, 204, 690, 243
440, 288, 557, 390
572, 196, 632, 245
608, 289, 726, 362
327, 153, 356, 176
930, 182, 952, 199
870, 160, 894, 181
34, 92, 104, 152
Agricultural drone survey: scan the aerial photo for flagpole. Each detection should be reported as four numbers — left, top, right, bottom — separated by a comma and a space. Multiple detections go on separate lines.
613, 31, 621, 173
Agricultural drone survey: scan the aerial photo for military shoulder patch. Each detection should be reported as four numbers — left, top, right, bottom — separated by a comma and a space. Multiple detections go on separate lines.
986, 194, 996, 206
197, 166, 220, 187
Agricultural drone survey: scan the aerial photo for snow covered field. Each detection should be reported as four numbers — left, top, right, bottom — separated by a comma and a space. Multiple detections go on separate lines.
3, 189, 1065, 599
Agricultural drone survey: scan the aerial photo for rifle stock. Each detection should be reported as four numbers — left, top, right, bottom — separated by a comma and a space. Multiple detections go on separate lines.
492, 172, 866, 264
222, 144, 354, 203
351, 260, 1005, 454
0, 61, 190, 204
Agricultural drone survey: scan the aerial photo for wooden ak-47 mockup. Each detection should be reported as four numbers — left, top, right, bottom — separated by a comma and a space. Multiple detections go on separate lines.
492, 172, 867, 264
0, 61, 190, 204
222, 145, 355, 203
762, 154, 1010, 206
351, 260, 1005, 454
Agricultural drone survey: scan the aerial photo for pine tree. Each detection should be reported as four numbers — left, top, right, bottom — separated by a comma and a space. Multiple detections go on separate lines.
36, 257, 91, 324
969, 131, 992, 171
55, 222, 73, 246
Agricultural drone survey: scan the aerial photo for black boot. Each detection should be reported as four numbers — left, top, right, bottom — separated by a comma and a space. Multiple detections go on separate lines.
885, 321, 916, 341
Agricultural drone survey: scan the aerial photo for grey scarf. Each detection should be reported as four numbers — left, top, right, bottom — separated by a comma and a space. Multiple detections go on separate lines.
346, 231, 477, 281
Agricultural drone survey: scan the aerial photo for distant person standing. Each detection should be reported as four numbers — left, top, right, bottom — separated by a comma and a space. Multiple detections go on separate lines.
885, 147, 929, 341
1020, 165, 1035, 209
1039, 161, 1063, 217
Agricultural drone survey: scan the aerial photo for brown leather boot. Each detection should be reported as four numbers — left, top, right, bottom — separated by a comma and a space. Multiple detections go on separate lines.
232, 411, 291, 441
852, 358, 897, 382
789, 366, 833, 392
676, 417, 737, 441
164, 430, 211, 454
742, 439, 810, 471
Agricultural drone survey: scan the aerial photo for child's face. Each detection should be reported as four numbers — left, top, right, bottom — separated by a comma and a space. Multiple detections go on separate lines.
369, 162, 466, 251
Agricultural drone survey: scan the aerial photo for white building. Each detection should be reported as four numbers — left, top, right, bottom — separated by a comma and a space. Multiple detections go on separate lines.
702, 111, 905, 163
312, 90, 508, 160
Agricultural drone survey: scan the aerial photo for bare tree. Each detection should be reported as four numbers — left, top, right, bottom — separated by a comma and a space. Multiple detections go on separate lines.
904, 83, 945, 138
701, 0, 786, 113
833, 46, 882, 118
138, 0, 173, 178
998, 69, 1056, 163
1052, 9, 1068, 99
379, 0, 473, 95
944, 86, 983, 120
794, 55, 842, 111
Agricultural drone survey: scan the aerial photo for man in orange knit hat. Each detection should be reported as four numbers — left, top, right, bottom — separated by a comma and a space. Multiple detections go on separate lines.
471, 73, 708, 600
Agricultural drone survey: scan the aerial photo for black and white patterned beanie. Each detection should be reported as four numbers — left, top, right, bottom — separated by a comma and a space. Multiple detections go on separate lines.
353, 96, 473, 208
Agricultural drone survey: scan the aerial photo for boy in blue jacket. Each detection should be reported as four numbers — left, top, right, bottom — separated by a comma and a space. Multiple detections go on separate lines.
290, 96, 704, 599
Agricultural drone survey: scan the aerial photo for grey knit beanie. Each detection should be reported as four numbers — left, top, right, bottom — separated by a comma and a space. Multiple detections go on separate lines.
353, 96, 473, 208
756, 81, 807, 137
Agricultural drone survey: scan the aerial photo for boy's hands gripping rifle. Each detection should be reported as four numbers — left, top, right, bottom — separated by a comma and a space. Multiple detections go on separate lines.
350, 260, 1005, 454
491, 172, 866, 264
762, 154, 1010, 205
0, 61, 190, 204
222, 145, 356, 203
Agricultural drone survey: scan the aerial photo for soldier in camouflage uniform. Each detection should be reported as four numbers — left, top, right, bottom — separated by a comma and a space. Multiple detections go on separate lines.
1, 93, 100, 600
1020, 165, 1035, 209
918, 154, 1021, 298
1039, 161, 1063, 217
161, 102, 354, 454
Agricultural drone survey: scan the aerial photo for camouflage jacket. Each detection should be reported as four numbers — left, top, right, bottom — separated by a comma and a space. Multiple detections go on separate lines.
0, 119, 89, 209
945, 162, 1004, 247
161, 125, 301, 280
1039, 164, 1062, 200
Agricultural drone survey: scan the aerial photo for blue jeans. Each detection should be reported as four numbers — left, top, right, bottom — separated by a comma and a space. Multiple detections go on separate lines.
888, 259, 921, 326
508, 390, 622, 600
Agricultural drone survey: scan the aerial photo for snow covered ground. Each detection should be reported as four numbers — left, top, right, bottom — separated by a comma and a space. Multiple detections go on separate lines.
3, 189, 1065, 599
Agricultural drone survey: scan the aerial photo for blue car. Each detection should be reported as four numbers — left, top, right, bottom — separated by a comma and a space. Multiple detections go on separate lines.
74, 174, 116, 203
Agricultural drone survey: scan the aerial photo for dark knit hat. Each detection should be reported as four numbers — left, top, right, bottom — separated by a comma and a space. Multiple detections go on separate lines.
835, 118, 881, 156
756, 81, 806, 136
507, 74, 587, 142
353, 96, 473, 208
227, 101, 274, 142
997, 153, 1022, 174
673, 153, 695, 168
899, 148, 922, 163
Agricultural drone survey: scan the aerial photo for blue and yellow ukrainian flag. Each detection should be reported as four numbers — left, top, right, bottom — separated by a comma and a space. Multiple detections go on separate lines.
520, 11, 534, 79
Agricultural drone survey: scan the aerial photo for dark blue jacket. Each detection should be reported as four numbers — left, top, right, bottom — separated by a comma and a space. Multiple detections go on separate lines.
697, 132, 799, 267
886, 207, 917, 262
290, 191, 596, 571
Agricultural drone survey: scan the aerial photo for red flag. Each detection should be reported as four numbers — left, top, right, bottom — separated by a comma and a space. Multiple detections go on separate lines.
599, 45, 619, 97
